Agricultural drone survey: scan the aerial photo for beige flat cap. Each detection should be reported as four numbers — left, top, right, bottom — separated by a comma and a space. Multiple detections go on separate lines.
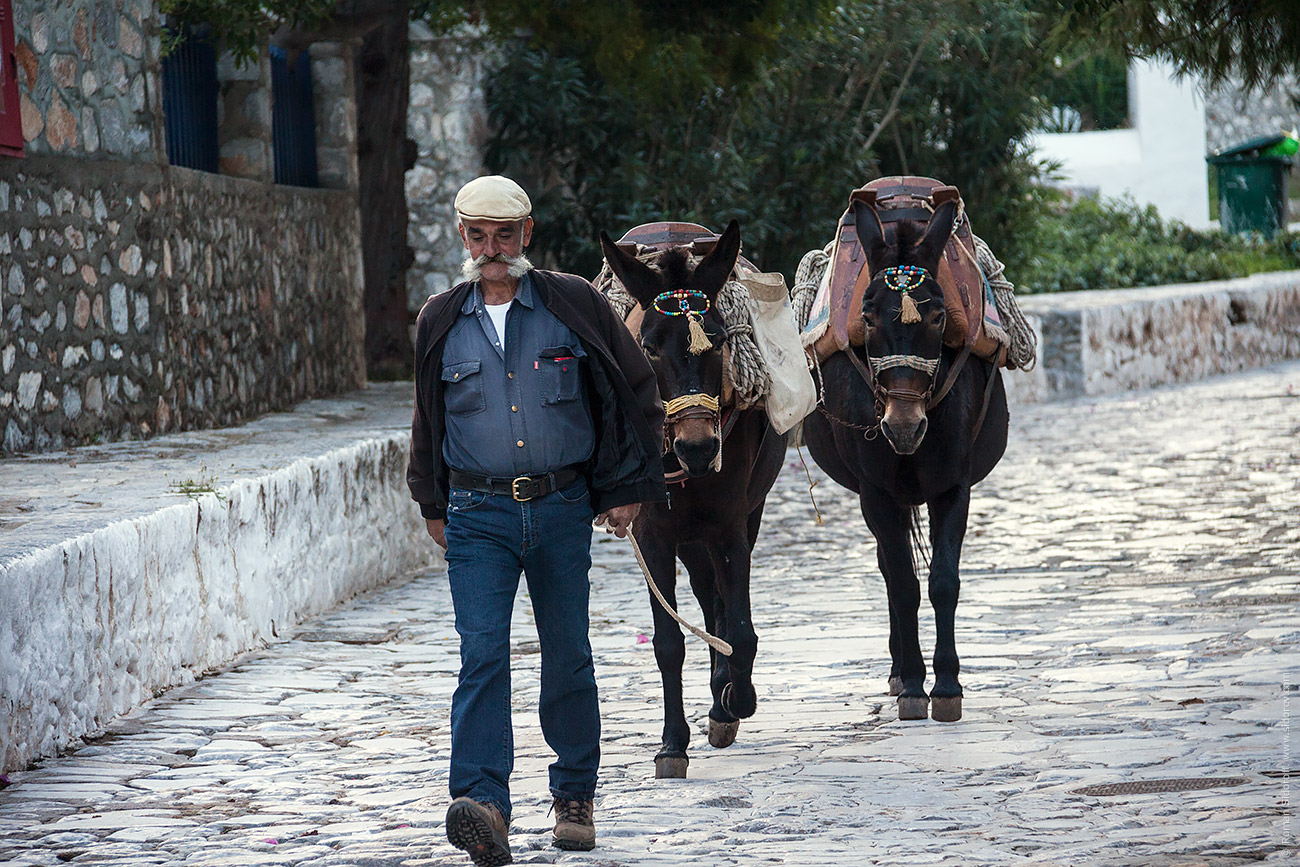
454, 175, 532, 221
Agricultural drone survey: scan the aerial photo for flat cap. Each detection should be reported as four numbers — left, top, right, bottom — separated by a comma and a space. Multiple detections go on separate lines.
454, 175, 532, 221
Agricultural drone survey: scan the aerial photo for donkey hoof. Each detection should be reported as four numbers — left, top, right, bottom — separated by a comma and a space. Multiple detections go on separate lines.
930, 696, 962, 722
897, 695, 929, 720
708, 718, 740, 749
655, 756, 689, 779
888, 676, 903, 697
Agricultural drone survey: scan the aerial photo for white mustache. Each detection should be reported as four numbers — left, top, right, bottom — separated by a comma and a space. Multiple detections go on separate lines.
461, 253, 534, 281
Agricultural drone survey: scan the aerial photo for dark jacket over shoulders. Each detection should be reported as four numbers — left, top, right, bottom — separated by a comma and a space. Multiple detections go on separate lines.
408, 270, 666, 521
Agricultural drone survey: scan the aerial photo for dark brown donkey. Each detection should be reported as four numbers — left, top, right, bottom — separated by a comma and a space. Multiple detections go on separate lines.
802, 198, 1008, 723
599, 221, 787, 778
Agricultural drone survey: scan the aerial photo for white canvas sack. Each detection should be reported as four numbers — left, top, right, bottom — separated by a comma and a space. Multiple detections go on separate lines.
740, 271, 817, 435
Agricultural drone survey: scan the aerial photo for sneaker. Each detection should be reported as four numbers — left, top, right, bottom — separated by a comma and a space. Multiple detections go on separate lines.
446, 798, 511, 866
552, 797, 596, 851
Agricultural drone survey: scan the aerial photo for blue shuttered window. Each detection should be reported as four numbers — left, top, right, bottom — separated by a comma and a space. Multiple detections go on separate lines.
161, 27, 219, 172
270, 46, 318, 188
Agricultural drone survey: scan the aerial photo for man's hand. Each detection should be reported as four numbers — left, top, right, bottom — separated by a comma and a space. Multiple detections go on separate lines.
594, 503, 640, 538
425, 518, 446, 549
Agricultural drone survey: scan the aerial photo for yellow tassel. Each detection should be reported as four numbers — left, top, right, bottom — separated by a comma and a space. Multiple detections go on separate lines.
900, 293, 921, 324
687, 312, 712, 355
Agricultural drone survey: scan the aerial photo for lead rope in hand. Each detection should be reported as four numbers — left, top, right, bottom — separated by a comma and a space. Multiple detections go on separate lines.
625, 530, 733, 656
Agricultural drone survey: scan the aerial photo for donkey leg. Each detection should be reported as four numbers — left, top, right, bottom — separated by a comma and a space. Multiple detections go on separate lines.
887, 602, 904, 696
862, 489, 928, 719
927, 485, 970, 722
713, 528, 760, 723
679, 544, 738, 748
640, 532, 691, 777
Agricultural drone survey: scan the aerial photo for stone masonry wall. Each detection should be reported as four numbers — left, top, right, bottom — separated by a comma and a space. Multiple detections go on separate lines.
12, 0, 163, 161
0, 157, 366, 454
405, 25, 493, 314
1204, 77, 1300, 155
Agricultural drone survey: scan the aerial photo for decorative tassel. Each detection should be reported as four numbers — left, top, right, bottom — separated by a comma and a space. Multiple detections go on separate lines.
900, 292, 921, 324
687, 312, 712, 355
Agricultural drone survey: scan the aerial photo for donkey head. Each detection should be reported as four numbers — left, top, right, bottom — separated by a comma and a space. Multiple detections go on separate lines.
599, 220, 741, 477
852, 198, 957, 455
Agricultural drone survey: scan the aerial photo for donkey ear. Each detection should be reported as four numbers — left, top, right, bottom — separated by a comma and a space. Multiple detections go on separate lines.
851, 200, 890, 275
914, 199, 958, 272
690, 219, 741, 300
600, 231, 660, 308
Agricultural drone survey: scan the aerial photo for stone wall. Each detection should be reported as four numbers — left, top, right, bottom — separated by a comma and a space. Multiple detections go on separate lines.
1204, 77, 1300, 155
0, 421, 433, 772
0, 157, 366, 453
1009, 270, 1300, 402
12, 0, 163, 161
405, 25, 493, 314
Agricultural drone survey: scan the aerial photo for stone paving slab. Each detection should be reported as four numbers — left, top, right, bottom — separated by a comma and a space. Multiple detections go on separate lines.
2, 364, 1299, 865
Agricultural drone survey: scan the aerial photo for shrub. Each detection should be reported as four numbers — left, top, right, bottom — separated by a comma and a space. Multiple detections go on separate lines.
1009, 194, 1300, 293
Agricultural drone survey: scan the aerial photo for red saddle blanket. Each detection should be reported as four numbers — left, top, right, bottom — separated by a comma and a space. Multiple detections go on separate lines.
824, 176, 1007, 365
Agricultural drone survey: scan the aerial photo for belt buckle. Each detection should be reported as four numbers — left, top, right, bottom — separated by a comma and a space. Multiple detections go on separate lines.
511, 476, 537, 502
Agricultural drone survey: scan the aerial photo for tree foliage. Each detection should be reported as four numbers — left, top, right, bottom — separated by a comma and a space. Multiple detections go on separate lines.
414, 0, 830, 95
1055, 0, 1300, 89
159, 0, 336, 62
483, 0, 1058, 279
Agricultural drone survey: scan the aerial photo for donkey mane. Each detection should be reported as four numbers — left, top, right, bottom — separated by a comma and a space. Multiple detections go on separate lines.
654, 247, 693, 289
882, 220, 927, 268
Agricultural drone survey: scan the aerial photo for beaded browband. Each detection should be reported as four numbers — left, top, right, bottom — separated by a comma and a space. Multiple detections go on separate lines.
881, 264, 927, 291
653, 289, 710, 316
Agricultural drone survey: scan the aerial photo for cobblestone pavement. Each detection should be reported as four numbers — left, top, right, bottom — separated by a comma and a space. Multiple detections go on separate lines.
3, 364, 1299, 866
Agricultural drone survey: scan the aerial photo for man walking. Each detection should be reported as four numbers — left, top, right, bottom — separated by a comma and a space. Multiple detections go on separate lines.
407, 175, 665, 866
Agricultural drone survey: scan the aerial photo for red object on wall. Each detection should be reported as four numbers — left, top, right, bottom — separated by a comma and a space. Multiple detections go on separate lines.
0, 0, 24, 158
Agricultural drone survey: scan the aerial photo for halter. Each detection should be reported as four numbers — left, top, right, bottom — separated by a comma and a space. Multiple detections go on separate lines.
862, 266, 943, 404
653, 289, 710, 316
662, 391, 726, 477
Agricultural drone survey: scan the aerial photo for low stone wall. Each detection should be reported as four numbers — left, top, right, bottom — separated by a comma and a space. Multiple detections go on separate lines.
0, 157, 365, 453
1003, 270, 1300, 403
0, 413, 433, 772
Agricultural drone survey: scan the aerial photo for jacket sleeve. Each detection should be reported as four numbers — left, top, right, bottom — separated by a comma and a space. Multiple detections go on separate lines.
586, 282, 667, 513
407, 304, 448, 521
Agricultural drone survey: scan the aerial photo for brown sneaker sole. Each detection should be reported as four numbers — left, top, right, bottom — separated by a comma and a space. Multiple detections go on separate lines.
446, 800, 512, 866
553, 835, 596, 852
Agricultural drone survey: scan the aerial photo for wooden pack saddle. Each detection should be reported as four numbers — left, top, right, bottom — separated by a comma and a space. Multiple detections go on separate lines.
615, 222, 757, 271
826, 177, 1006, 364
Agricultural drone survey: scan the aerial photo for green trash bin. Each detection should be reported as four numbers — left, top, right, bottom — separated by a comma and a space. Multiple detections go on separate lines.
1208, 132, 1297, 238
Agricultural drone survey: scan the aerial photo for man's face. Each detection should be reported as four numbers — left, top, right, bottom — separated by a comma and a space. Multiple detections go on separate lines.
459, 217, 533, 283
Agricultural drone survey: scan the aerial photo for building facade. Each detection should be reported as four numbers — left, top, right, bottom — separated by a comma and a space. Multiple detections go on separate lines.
0, 0, 366, 454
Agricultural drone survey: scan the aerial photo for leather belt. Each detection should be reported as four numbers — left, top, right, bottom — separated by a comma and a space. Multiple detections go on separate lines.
449, 466, 582, 502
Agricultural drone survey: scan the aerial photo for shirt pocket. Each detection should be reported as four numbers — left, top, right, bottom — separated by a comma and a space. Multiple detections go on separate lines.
442, 359, 485, 416
538, 345, 586, 406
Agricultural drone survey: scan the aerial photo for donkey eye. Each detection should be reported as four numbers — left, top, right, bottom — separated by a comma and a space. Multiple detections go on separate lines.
642, 343, 661, 359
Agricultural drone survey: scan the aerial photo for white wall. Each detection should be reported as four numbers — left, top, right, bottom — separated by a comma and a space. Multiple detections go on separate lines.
1030, 59, 1211, 227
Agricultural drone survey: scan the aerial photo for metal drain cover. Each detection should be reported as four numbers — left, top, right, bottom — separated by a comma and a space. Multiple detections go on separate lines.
1072, 777, 1249, 797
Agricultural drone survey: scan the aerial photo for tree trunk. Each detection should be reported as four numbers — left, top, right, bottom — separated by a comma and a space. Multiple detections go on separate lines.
355, 3, 415, 379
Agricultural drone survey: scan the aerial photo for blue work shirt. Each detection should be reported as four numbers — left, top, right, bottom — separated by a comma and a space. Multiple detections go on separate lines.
440, 273, 596, 478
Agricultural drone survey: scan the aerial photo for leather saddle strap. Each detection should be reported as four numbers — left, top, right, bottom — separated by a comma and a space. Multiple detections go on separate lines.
969, 345, 1005, 442
927, 342, 972, 409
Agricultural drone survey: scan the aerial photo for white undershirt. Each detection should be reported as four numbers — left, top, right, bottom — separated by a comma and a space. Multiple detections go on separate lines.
485, 300, 513, 351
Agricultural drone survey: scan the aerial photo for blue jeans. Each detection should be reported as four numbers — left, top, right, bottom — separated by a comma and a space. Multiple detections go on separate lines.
443, 477, 599, 821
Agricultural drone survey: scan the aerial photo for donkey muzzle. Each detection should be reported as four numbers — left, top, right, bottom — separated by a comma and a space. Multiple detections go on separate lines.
881, 399, 928, 455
